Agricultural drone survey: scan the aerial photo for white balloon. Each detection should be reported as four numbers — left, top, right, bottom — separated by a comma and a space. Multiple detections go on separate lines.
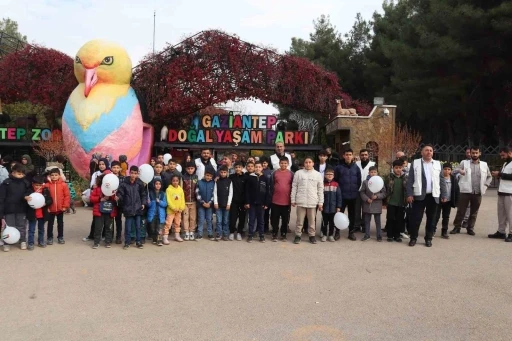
2, 226, 20, 244
102, 174, 120, 196
334, 212, 349, 230
176, 164, 182, 173
368, 176, 384, 193
163, 153, 172, 165
139, 164, 154, 184
28, 192, 45, 209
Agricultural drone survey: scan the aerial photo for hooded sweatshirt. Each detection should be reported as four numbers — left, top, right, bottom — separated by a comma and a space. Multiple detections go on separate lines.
22, 154, 35, 173
166, 185, 186, 213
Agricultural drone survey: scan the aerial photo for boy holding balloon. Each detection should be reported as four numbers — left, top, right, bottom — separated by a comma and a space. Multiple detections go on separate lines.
26, 175, 52, 250
90, 174, 118, 249
359, 166, 387, 242
321, 168, 342, 242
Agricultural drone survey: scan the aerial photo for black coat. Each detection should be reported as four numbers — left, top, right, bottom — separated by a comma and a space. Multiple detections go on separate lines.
0, 175, 32, 219
117, 177, 147, 217
229, 172, 248, 204
245, 173, 270, 206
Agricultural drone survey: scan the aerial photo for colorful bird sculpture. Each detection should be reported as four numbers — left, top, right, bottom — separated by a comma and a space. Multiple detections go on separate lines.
62, 40, 153, 179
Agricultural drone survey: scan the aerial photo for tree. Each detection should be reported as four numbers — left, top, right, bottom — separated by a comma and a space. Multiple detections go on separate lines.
0, 18, 27, 56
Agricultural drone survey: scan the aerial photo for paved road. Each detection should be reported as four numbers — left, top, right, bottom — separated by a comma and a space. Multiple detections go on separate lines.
2, 189, 511, 341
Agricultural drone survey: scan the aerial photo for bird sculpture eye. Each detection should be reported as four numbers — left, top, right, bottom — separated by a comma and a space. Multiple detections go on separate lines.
101, 56, 114, 65
75, 56, 81, 64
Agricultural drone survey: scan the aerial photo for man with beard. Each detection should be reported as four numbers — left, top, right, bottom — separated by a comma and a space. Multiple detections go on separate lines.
355, 149, 375, 232
325, 146, 340, 167
489, 147, 512, 241
449, 147, 491, 235
269, 142, 292, 170
195, 148, 218, 180
451, 148, 472, 231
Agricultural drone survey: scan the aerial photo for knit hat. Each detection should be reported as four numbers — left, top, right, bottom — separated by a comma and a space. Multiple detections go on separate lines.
204, 166, 215, 176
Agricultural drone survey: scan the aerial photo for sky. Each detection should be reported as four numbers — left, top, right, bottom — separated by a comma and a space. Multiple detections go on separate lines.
1, 0, 383, 114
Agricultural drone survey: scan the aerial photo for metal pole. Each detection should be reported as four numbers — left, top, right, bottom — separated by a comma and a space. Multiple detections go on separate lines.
153, 10, 156, 55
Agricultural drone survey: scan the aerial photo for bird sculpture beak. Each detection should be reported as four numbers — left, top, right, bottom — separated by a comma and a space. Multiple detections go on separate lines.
84, 68, 98, 97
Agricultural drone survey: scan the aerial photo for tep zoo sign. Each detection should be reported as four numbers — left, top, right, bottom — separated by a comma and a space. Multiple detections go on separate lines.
167, 113, 309, 145
0, 128, 54, 141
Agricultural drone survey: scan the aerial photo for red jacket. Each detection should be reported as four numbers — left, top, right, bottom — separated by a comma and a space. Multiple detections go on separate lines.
45, 179, 71, 213
90, 187, 118, 217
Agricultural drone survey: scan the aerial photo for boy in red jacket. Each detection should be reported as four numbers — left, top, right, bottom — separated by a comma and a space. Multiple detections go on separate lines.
27, 176, 53, 250
45, 168, 70, 245
90, 174, 117, 249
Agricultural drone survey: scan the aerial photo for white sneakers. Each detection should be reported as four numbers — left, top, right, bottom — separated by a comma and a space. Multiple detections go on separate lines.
189, 233, 195, 241
229, 233, 234, 241
400, 233, 410, 239
20, 242, 27, 250
3, 244, 10, 252
236, 233, 242, 241
184, 232, 190, 241
328, 236, 335, 242
175, 233, 183, 242
321, 236, 327, 242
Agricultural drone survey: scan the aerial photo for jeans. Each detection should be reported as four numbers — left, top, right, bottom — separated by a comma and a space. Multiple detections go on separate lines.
28, 219, 45, 245
386, 205, 405, 239
364, 213, 382, 237
271, 204, 290, 236
410, 194, 438, 241
94, 214, 113, 244
216, 208, 230, 237
130, 215, 147, 238
125, 215, 142, 244
248, 204, 265, 237
229, 202, 246, 234
197, 206, 213, 237
47, 213, 64, 239
341, 198, 357, 233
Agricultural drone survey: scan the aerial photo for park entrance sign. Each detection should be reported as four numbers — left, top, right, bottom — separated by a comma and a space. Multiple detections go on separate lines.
167, 113, 309, 145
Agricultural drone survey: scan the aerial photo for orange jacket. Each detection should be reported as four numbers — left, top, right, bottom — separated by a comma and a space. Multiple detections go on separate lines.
45, 179, 71, 213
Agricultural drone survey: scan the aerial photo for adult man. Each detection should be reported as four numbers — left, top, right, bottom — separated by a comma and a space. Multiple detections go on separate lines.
406, 144, 447, 247
355, 149, 375, 232
452, 148, 472, 230
449, 147, 491, 235
157, 154, 164, 164
395, 151, 405, 159
489, 147, 512, 241
231, 152, 238, 164
270, 142, 292, 170
222, 155, 235, 176
334, 149, 361, 241
325, 146, 340, 167
195, 148, 218, 180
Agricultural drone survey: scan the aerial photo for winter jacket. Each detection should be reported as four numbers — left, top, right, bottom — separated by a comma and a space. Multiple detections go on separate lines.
182, 173, 198, 203
441, 174, 459, 208
117, 177, 147, 217
22, 154, 35, 174
291, 169, 324, 208
196, 179, 215, 205
166, 185, 186, 213
147, 190, 167, 223
148, 175, 168, 193
0, 175, 32, 219
45, 178, 71, 213
229, 172, 248, 204
360, 178, 387, 214
26, 186, 52, 222
323, 179, 342, 214
386, 172, 409, 207
214, 177, 233, 208
335, 161, 362, 200
245, 173, 271, 206
0, 165, 8, 184
90, 187, 118, 218
327, 152, 340, 167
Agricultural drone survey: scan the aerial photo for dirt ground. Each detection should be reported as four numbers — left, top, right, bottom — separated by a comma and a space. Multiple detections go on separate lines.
2, 189, 511, 341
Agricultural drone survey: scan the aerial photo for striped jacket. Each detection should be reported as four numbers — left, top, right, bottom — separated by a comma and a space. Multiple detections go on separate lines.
323, 179, 342, 214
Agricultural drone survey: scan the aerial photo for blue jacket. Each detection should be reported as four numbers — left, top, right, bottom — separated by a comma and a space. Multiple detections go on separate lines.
334, 161, 361, 200
147, 190, 167, 223
196, 179, 215, 205
323, 179, 342, 214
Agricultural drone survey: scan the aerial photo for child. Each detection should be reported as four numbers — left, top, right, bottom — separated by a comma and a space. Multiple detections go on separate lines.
291, 157, 324, 244
45, 168, 71, 245
359, 166, 387, 242
151, 161, 168, 191
164, 175, 185, 243
321, 168, 342, 242
196, 166, 216, 240
119, 155, 129, 176
0, 163, 32, 251
116, 166, 147, 249
214, 165, 233, 241
229, 161, 247, 240
314, 150, 329, 178
147, 178, 167, 246
164, 159, 182, 187
385, 160, 408, 242
260, 156, 272, 234
90, 174, 117, 249
26, 175, 52, 250
245, 161, 271, 243
182, 162, 198, 241
434, 163, 459, 239
110, 161, 124, 243
269, 157, 294, 241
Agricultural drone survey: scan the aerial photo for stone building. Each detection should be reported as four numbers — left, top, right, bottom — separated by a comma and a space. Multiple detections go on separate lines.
326, 105, 397, 175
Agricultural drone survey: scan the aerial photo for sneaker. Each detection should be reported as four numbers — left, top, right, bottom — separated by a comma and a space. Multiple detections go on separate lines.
228, 233, 234, 241
488, 231, 506, 239
123, 244, 130, 250
400, 233, 410, 239
47, 238, 53, 245
27, 243, 34, 251
387, 238, 394, 242
505, 234, 512, 243
141, 239, 146, 244
377, 236, 382, 242
319, 231, 324, 238
38, 243, 46, 248
309, 236, 317, 244
196, 235, 203, 240
328, 236, 335, 242
105, 243, 111, 248
115, 237, 122, 244
58, 238, 65, 244
334, 231, 341, 241
3, 244, 10, 252
247, 236, 253, 243
92, 244, 99, 249
293, 236, 301, 244
136, 242, 143, 249
348, 233, 356, 241
280, 235, 287, 242
222, 236, 229, 241
189, 233, 195, 241
394, 237, 403, 243
21, 242, 27, 250
82, 237, 91, 242
236, 233, 242, 241
130, 237, 135, 244
321, 236, 327, 242
362, 235, 370, 242
259, 236, 265, 243
208, 235, 215, 241
272, 235, 278, 242
184, 233, 190, 241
